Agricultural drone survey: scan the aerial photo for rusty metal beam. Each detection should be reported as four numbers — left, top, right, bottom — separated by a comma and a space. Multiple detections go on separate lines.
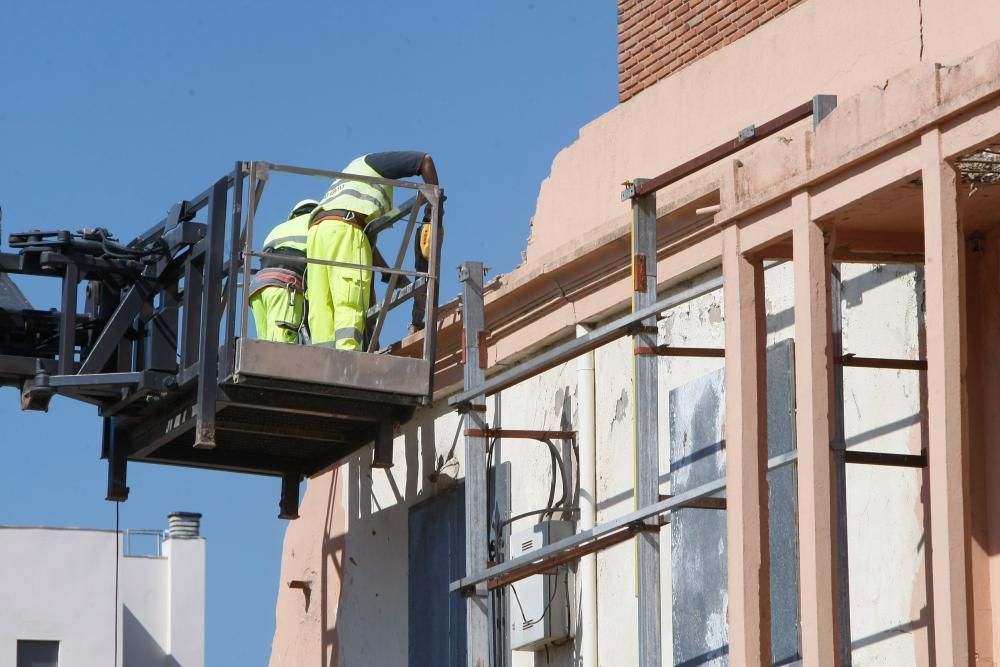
626, 101, 814, 199
463, 428, 576, 440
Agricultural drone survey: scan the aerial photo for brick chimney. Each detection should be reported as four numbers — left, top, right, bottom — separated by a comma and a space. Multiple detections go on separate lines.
617, 0, 806, 102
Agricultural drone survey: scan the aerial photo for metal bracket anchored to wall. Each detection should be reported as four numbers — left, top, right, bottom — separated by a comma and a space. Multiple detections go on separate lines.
737, 125, 757, 142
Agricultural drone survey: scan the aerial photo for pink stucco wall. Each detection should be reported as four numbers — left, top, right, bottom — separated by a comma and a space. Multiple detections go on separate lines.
525, 0, 1000, 265
270, 467, 347, 666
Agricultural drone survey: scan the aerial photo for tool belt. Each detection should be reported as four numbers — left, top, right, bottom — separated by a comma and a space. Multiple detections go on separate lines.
249, 267, 304, 298
310, 208, 368, 230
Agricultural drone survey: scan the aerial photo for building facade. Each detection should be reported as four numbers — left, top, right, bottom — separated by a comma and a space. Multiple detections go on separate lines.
270, 1, 1000, 665
0, 513, 205, 667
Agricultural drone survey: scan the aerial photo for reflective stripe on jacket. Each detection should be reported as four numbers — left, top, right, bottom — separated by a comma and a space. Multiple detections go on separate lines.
262, 212, 311, 254
249, 267, 304, 298
316, 155, 393, 219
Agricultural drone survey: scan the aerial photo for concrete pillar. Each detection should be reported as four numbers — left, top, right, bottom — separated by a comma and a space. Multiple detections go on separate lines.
722, 224, 772, 665
791, 191, 841, 667
921, 128, 973, 665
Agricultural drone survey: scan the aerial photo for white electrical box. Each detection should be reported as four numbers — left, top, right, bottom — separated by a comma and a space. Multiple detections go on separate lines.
508, 520, 573, 651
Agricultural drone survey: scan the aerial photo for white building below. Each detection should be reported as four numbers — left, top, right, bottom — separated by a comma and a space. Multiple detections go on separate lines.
0, 512, 205, 667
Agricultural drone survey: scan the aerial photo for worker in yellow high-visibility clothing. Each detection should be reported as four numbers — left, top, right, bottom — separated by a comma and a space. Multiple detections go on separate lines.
307, 152, 438, 350
249, 199, 319, 343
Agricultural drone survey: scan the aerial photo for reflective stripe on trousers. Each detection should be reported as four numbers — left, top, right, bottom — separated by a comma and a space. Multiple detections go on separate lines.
306, 220, 372, 350
336, 327, 363, 344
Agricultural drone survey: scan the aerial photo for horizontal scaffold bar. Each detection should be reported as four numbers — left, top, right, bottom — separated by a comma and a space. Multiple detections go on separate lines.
451, 449, 800, 593
448, 267, 730, 407
463, 428, 576, 440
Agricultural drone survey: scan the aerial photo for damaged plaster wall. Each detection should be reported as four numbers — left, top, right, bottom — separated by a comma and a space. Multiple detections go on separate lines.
268, 262, 928, 666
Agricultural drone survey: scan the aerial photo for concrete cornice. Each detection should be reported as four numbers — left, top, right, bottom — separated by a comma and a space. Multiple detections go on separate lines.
393, 39, 1000, 401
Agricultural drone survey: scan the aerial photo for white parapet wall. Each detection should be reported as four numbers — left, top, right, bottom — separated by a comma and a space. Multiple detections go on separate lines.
0, 515, 205, 667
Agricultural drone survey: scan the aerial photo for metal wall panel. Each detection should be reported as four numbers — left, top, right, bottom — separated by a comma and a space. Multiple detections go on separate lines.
409, 484, 467, 666
669, 340, 800, 665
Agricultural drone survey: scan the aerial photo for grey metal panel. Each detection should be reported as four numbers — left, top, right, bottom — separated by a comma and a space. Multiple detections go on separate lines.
669, 340, 800, 666
0, 273, 31, 310
234, 338, 430, 397
409, 484, 467, 666
669, 369, 728, 666
766, 340, 801, 666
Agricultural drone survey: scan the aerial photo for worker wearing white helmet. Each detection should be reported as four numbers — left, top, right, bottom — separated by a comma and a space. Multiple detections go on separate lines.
248, 199, 319, 343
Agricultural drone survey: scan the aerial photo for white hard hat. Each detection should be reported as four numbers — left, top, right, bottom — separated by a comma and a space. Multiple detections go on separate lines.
289, 199, 319, 219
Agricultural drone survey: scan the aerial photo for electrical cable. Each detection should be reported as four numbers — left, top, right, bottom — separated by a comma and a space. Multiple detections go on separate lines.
542, 439, 571, 520
114, 501, 120, 667
94, 229, 168, 263
499, 506, 580, 531
543, 444, 557, 520
509, 565, 563, 628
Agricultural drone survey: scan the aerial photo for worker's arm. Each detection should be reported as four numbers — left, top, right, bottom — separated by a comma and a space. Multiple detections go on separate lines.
418, 154, 438, 186
363, 152, 437, 183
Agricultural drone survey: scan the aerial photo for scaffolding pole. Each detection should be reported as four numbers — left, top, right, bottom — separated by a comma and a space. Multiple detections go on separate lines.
630, 181, 662, 666
831, 266, 853, 664
459, 261, 491, 667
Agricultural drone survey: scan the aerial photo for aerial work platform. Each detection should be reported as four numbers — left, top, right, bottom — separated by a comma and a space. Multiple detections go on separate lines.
0, 161, 444, 518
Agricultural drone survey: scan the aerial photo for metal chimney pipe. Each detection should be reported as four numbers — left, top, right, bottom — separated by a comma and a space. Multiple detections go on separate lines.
166, 511, 203, 539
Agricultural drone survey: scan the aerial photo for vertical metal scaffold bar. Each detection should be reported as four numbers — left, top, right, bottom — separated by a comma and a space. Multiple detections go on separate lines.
830, 265, 853, 665
920, 128, 972, 664
193, 177, 229, 449
222, 162, 244, 377
421, 192, 444, 399
460, 261, 491, 667
59, 263, 79, 375
630, 182, 662, 666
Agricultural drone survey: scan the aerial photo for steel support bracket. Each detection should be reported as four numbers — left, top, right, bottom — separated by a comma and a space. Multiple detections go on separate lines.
371, 420, 395, 469
278, 472, 301, 520
105, 419, 130, 502
620, 181, 637, 201
813, 94, 838, 128
253, 161, 271, 183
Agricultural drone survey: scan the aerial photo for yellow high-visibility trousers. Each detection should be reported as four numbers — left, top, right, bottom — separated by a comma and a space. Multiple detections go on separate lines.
249, 285, 304, 344
306, 220, 372, 350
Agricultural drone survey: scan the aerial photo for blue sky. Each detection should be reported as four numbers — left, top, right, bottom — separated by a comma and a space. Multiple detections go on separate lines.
0, 2, 615, 664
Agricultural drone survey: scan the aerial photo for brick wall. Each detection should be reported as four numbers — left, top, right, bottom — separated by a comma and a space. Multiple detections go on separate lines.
618, 0, 807, 102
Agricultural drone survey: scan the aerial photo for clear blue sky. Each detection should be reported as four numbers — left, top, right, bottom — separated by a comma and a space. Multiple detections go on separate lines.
0, 2, 615, 664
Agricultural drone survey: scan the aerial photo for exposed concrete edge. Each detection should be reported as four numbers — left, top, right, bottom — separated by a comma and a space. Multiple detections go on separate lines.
396, 39, 1000, 401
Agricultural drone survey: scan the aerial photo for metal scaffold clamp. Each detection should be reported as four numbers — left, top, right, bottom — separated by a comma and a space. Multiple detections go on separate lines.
253, 161, 270, 182
620, 180, 637, 201
621, 177, 648, 202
